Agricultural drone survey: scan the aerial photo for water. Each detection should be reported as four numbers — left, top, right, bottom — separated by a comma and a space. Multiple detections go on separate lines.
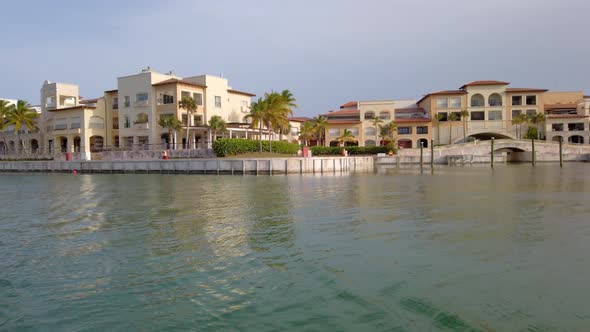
2, 164, 590, 331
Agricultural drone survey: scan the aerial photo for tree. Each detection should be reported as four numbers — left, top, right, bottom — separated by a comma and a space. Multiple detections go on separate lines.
298, 121, 315, 146
264, 90, 296, 152
379, 125, 390, 144
529, 113, 546, 140
7, 100, 38, 153
209, 115, 227, 142
434, 113, 446, 145
524, 126, 538, 140
312, 115, 328, 146
448, 113, 459, 144
385, 121, 397, 142
513, 113, 529, 139
0, 100, 14, 153
158, 115, 182, 149
460, 109, 469, 143
179, 96, 198, 149
245, 97, 268, 152
336, 129, 356, 147
371, 117, 383, 145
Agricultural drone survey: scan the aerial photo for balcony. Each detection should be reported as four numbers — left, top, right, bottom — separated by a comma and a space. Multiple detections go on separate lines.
134, 100, 150, 107
133, 122, 150, 130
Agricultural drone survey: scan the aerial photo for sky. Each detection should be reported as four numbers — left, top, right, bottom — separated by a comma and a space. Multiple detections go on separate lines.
0, 0, 589, 116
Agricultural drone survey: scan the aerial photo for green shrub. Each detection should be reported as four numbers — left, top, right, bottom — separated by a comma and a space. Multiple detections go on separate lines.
524, 126, 539, 140
213, 138, 300, 157
310, 145, 394, 156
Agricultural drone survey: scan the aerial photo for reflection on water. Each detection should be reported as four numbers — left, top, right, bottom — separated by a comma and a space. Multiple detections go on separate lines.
2, 164, 590, 330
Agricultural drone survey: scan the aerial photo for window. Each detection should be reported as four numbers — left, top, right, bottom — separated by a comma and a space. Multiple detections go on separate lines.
364, 127, 376, 136
417, 126, 428, 134
488, 111, 503, 120
511, 96, 522, 106
113, 118, 119, 129
471, 111, 485, 121
437, 112, 448, 121
124, 96, 130, 107
552, 123, 564, 131
194, 115, 203, 126
70, 117, 81, 129
488, 93, 502, 106
364, 111, 375, 120
135, 113, 148, 124
398, 127, 412, 135
526, 109, 536, 117
568, 123, 585, 131
526, 95, 536, 105
450, 97, 461, 108
379, 111, 390, 120
512, 110, 522, 118
124, 115, 131, 128
329, 128, 340, 136
436, 98, 448, 108
471, 94, 485, 107
181, 91, 191, 99
45, 96, 55, 107
348, 128, 359, 136
113, 97, 119, 109
215, 96, 222, 108
451, 112, 462, 120
136, 93, 148, 102
193, 93, 203, 106
162, 95, 174, 104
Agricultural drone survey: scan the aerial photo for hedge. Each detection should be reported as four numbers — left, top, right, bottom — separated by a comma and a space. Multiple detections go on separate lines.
310, 145, 395, 156
213, 138, 300, 157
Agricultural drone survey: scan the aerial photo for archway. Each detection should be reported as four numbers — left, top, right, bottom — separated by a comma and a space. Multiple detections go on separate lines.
418, 138, 428, 148
344, 141, 358, 147
471, 94, 485, 107
90, 136, 104, 152
364, 139, 376, 147
569, 135, 584, 144
488, 93, 502, 106
73, 136, 81, 152
398, 139, 412, 149
30, 139, 39, 153
161, 133, 171, 149
59, 137, 68, 152
329, 140, 339, 147
468, 132, 513, 141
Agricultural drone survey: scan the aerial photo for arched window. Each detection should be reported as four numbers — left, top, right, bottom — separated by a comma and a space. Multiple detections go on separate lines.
364, 127, 376, 136
379, 111, 391, 120
364, 111, 375, 120
471, 94, 484, 107
488, 93, 502, 106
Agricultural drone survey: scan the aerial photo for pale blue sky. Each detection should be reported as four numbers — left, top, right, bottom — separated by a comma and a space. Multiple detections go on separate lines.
0, 0, 588, 116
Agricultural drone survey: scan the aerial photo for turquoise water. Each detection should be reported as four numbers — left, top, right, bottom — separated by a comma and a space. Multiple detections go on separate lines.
2, 164, 590, 331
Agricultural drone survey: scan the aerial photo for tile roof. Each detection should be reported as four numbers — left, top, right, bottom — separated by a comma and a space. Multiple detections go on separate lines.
545, 103, 578, 111
393, 118, 431, 123
324, 109, 360, 116
48, 105, 96, 112
326, 120, 361, 124
152, 78, 207, 88
505, 88, 548, 93
288, 116, 312, 122
340, 101, 358, 108
228, 89, 256, 97
460, 80, 510, 89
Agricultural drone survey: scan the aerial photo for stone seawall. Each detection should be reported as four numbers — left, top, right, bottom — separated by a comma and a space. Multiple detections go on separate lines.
0, 156, 375, 175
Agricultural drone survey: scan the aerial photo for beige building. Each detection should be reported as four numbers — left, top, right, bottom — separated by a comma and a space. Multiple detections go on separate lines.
324, 100, 433, 148
0, 98, 42, 154
418, 80, 587, 145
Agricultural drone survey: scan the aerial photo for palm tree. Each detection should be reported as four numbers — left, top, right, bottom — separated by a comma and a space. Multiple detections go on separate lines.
312, 115, 328, 146
298, 121, 315, 146
385, 121, 397, 143
371, 117, 383, 145
379, 125, 390, 144
513, 113, 529, 139
246, 97, 267, 152
460, 109, 469, 143
7, 100, 38, 153
448, 113, 459, 144
209, 115, 227, 142
336, 129, 356, 147
158, 115, 182, 149
434, 113, 445, 145
529, 113, 546, 140
179, 96, 197, 149
0, 100, 14, 153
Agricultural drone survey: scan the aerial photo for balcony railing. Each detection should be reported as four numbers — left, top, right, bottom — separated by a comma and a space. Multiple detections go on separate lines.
134, 100, 149, 107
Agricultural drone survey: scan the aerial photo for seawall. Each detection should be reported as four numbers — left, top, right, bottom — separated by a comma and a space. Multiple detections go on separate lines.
0, 156, 375, 175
